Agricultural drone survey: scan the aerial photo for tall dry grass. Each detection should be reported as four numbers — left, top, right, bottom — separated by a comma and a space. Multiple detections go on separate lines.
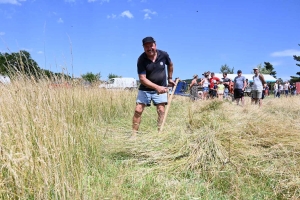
0, 79, 299, 199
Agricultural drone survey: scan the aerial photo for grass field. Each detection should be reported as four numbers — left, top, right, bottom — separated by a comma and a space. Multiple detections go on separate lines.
0, 79, 299, 199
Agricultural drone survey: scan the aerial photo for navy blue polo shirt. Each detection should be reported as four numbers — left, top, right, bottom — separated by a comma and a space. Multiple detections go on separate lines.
137, 49, 171, 91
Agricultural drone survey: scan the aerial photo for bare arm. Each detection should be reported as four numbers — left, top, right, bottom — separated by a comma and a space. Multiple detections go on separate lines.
259, 74, 267, 87
167, 62, 175, 86
189, 79, 196, 89
199, 78, 204, 85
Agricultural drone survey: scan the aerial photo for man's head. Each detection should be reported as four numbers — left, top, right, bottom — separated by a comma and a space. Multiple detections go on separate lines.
211, 72, 215, 77
142, 36, 156, 57
253, 67, 259, 74
237, 70, 242, 76
223, 72, 227, 77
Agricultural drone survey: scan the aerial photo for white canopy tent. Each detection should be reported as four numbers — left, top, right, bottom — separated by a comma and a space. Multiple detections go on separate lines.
214, 73, 277, 83
0, 75, 11, 84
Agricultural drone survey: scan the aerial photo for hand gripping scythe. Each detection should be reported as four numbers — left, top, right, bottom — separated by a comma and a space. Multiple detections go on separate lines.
159, 78, 179, 133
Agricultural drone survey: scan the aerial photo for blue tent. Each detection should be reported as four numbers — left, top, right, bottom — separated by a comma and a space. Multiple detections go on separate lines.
174, 81, 189, 96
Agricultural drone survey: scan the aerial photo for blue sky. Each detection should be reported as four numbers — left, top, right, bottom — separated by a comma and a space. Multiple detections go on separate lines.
1, 0, 300, 81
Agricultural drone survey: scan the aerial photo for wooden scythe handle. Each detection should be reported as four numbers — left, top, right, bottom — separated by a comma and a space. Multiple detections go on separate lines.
159, 78, 180, 133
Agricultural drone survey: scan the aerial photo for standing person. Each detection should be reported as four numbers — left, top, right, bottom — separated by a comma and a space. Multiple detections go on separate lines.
217, 80, 225, 100
211, 80, 218, 99
268, 83, 272, 96
265, 83, 269, 96
274, 80, 279, 98
222, 72, 231, 100
132, 36, 175, 138
245, 79, 250, 88
209, 72, 220, 99
290, 83, 297, 95
233, 70, 247, 106
283, 82, 289, 97
292, 83, 297, 95
189, 74, 199, 101
251, 67, 266, 107
199, 72, 210, 100
279, 83, 283, 95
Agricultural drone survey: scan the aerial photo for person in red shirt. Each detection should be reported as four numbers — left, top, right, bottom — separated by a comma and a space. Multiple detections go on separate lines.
209, 72, 220, 99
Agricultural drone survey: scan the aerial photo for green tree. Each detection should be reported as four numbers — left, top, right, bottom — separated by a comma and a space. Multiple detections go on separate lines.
255, 63, 277, 79
290, 44, 300, 83
108, 73, 121, 79
220, 64, 234, 74
277, 78, 283, 84
81, 72, 101, 83
264, 62, 277, 78
0, 51, 71, 80
0, 50, 42, 77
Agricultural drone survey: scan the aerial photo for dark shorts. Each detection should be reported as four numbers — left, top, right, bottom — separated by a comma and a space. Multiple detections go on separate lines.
234, 89, 244, 99
209, 89, 217, 97
285, 90, 289, 95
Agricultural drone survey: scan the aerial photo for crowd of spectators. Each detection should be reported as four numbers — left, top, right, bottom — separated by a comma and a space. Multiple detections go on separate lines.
188, 70, 298, 103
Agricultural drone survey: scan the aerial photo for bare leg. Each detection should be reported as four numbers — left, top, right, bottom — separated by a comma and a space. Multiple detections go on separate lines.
156, 103, 165, 132
132, 103, 145, 137
218, 94, 223, 100
203, 92, 207, 100
236, 98, 240, 105
241, 96, 245, 106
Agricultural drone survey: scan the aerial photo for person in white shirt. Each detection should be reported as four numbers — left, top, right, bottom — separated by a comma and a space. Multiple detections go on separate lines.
283, 82, 289, 97
199, 72, 210, 100
279, 84, 283, 95
251, 68, 266, 107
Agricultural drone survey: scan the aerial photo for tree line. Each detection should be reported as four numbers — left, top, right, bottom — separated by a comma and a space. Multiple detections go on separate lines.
0, 50, 121, 83
1, 45, 300, 84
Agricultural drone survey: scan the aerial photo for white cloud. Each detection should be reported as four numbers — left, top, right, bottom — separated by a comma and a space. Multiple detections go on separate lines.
0, 32, 5, 36
57, 18, 64, 23
143, 9, 157, 20
269, 61, 283, 66
271, 49, 300, 57
0, 0, 26, 5
107, 14, 116, 19
143, 9, 157, 15
144, 13, 151, 20
120, 10, 133, 19
88, 0, 110, 3
37, 51, 43, 54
